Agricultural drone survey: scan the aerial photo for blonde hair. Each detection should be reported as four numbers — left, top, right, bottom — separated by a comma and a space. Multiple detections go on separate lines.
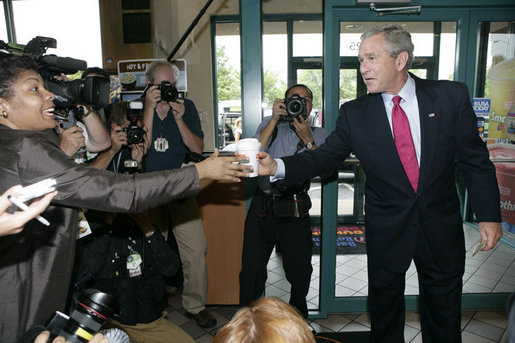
213, 297, 315, 343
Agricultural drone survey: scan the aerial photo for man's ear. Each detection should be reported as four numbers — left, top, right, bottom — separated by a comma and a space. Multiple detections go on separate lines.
396, 51, 409, 72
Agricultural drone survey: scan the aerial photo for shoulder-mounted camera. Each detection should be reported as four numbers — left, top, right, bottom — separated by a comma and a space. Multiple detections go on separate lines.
1, 36, 110, 126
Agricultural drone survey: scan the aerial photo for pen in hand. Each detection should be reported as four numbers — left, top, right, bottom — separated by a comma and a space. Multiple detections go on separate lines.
7, 195, 51, 226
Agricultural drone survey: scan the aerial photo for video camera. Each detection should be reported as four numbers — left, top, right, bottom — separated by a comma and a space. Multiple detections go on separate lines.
125, 101, 146, 145
282, 94, 308, 122
0, 36, 110, 126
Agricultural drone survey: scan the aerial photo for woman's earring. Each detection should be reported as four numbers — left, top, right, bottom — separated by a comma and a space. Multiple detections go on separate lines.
1, 110, 7, 119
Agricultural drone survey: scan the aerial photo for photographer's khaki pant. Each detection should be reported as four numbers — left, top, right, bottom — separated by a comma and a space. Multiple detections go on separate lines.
106, 311, 194, 343
149, 195, 208, 314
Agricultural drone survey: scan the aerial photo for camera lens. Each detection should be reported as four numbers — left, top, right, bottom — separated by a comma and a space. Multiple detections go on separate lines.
286, 94, 306, 118
127, 127, 144, 145
59, 289, 118, 343
159, 81, 179, 102
287, 99, 303, 116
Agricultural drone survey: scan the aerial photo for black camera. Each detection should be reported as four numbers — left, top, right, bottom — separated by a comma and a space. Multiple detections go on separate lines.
17, 289, 119, 343
46, 289, 118, 343
7, 36, 110, 109
47, 289, 118, 343
157, 81, 183, 102
124, 101, 146, 145
283, 94, 307, 122
44, 75, 110, 109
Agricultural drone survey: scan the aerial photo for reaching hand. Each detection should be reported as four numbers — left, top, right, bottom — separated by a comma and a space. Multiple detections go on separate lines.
257, 152, 278, 176
195, 150, 253, 182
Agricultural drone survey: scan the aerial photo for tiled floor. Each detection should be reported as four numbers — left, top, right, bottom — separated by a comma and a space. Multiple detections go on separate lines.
165, 293, 511, 343
165, 224, 514, 342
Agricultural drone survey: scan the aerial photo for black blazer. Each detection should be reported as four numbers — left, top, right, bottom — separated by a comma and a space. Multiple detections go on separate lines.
282, 75, 501, 273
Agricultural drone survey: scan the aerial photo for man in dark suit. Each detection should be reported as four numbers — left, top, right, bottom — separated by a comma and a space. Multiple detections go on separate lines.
257, 24, 503, 343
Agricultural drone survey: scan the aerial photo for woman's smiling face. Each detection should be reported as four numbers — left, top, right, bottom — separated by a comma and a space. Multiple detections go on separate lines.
0, 69, 56, 131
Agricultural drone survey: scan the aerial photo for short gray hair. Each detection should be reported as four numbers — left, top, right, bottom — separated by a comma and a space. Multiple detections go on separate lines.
145, 60, 178, 84
361, 24, 414, 70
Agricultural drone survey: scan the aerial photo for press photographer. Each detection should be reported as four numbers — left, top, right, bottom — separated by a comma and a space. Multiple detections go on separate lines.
239, 84, 328, 318
89, 101, 148, 174
141, 60, 219, 329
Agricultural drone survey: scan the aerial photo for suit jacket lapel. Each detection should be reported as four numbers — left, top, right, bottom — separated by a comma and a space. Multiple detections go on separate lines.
414, 76, 440, 195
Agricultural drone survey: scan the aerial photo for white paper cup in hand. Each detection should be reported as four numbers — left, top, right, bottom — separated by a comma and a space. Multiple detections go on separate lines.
236, 138, 261, 177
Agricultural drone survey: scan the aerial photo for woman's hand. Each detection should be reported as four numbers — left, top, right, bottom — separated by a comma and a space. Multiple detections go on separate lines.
195, 150, 252, 182
0, 185, 56, 237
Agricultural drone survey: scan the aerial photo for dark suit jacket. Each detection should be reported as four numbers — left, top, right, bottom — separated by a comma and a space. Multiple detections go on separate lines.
282, 75, 501, 274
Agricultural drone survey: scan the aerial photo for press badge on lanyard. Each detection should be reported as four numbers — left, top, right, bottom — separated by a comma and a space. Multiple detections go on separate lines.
127, 242, 142, 277
154, 137, 169, 152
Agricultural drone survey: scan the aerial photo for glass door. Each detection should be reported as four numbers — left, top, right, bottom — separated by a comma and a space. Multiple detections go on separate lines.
333, 20, 457, 300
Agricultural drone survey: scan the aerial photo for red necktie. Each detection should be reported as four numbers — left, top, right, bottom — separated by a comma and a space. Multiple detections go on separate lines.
392, 95, 419, 192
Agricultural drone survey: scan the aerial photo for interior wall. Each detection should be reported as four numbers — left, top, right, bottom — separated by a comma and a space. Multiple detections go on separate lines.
262, 0, 322, 14
152, 0, 239, 150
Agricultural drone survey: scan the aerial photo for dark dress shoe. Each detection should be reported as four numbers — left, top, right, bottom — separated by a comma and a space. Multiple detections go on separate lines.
185, 309, 217, 328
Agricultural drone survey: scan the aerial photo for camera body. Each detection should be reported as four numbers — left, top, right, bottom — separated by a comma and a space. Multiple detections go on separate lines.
46, 289, 118, 343
124, 101, 146, 145
44, 75, 110, 110
283, 94, 307, 122
157, 81, 184, 102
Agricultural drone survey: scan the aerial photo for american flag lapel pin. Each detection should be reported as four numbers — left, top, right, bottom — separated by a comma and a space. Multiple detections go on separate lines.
428, 113, 435, 118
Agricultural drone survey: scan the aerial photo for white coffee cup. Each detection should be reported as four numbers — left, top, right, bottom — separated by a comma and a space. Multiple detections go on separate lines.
236, 138, 261, 177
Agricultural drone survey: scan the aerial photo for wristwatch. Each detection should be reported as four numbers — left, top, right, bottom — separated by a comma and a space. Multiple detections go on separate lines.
77, 105, 93, 119
305, 141, 315, 150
